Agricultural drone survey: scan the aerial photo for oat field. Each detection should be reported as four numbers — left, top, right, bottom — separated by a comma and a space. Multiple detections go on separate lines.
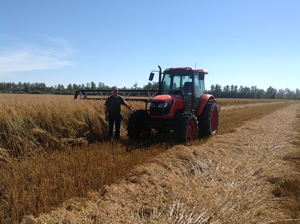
0, 94, 299, 223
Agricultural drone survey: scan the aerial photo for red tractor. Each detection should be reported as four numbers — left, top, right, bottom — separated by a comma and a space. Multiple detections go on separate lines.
127, 66, 219, 143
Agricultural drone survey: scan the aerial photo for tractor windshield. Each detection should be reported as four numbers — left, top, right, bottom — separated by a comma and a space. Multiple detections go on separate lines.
161, 71, 193, 95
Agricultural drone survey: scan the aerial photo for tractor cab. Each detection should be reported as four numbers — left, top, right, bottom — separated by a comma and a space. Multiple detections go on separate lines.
160, 67, 207, 112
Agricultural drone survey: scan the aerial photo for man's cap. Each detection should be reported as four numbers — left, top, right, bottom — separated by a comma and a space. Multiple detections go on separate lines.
112, 86, 118, 90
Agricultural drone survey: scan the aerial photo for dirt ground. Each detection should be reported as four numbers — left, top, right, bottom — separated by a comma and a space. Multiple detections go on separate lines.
23, 103, 300, 223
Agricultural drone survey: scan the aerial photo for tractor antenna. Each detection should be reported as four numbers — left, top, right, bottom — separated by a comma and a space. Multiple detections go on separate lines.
194, 62, 197, 68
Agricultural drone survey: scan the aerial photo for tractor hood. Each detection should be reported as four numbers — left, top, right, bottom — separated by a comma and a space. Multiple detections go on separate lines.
152, 95, 183, 104
152, 95, 173, 102
150, 94, 184, 119
152, 94, 184, 103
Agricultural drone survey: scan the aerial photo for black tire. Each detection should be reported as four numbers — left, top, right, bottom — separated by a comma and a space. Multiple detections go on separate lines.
127, 110, 150, 139
198, 100, 219, 137
175, 114, 198, 143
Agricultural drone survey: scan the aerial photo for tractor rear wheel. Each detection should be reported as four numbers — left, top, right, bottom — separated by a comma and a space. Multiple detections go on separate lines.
175, 114, 198, 143
127, 110, 150, 139
198, 100, 219, 137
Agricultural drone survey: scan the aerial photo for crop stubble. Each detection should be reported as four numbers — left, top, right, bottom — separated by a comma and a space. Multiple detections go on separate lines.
23, 103, 300, 223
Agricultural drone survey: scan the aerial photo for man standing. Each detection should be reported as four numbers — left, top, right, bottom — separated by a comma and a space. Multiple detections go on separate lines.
104, 86, 135, 140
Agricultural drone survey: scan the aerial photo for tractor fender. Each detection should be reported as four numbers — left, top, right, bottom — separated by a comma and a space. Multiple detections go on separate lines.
197, 94, 215, 116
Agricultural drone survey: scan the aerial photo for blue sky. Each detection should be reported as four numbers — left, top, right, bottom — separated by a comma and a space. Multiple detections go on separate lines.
0, 0, 299, 91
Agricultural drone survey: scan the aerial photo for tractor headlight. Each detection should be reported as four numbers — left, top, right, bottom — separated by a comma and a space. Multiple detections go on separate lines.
150, 100, 173, 109
157, 102, 169, 108
150, 100, 173, 116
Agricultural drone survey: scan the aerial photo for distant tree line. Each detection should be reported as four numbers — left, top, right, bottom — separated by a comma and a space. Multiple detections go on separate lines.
208, 84, 300, 100
0, 81, 159, 95
0, 81, 299, 100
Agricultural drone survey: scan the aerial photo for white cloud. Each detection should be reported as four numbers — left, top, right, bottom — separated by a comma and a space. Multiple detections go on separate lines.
0, 38, 75, 74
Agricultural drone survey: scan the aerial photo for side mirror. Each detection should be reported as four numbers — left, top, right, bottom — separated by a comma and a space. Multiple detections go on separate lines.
149, 72, 154, 81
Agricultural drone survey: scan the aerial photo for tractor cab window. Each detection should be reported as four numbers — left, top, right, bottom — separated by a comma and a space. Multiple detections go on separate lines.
194, 72, 205, 98
161, 72, 193, 95
161, 74, 171, 94
182, 76, 193, 96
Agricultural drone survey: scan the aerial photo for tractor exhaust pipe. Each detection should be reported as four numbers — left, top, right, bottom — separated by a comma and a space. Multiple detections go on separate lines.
158, 65, 162, 94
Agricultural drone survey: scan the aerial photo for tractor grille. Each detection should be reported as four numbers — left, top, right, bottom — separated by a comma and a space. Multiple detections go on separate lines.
150, 101, 173, 116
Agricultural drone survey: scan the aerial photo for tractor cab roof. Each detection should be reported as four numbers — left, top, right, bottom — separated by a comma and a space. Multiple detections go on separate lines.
164, 67, 208, 74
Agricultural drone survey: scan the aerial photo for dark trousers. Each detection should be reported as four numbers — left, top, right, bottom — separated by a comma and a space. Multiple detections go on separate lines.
108, 115, 122, 140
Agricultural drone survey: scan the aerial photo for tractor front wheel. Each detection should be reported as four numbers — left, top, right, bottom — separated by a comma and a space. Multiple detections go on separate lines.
175, 115, 198, 143
127, 110, 150, 139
